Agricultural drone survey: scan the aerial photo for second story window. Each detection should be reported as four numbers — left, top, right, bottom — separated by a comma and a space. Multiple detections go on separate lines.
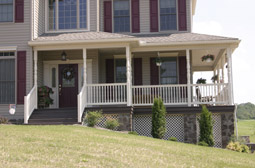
160, 0, 177, 31
114, 0, 130, 33
0, 0, 13, 22
48, 0, 88, 31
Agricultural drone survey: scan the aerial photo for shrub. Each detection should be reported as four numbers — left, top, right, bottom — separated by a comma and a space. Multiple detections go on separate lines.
0, 116, 9, 124
198, 105, 214, 147
198, 141, 209, 147
168, 137, 178, 142
105, 118, 120, 130
84, 111, 102, 127
151, 97, 166, 139
128, 131, 138, 135
226, 141, 250, 153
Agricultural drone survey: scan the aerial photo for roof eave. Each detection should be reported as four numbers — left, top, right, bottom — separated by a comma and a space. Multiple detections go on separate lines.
139, 39, 241, 47
28, 38, 138, 47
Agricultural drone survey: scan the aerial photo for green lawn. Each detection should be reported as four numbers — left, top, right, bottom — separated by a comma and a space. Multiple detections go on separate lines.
0, 125, 254, 168
237, 120, 255, 143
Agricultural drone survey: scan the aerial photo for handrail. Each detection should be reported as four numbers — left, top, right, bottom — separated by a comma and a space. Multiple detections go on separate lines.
24, 86, 37, 124
78, 84, 86, 123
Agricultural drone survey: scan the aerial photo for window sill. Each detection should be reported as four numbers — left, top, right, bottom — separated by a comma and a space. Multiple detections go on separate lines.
46, 29, 90, 34
0, 21, 14, 25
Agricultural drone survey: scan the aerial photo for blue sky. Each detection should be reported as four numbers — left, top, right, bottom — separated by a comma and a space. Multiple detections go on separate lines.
193, 0, 255, 104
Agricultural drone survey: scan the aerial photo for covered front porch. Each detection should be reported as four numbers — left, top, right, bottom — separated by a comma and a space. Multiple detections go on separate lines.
24, 33, 238, 124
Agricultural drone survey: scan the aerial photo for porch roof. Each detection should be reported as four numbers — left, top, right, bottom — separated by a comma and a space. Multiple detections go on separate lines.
29, 32, 240, 46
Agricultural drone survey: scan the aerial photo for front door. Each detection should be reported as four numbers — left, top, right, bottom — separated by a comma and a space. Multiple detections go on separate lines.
59, 64, 78, 108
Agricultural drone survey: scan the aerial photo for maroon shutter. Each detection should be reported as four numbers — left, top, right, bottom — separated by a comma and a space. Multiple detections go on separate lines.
17, 51, 26, 104
15, 0, 24, 23
178, 56, 187, 84
178, 0, 187, 31
106, 59, 114, 83
150, 58, 159, 85
104, 1, 112, 33
150, 0, 159, 32
133, 58, 142, 85
131, 0, 140, 33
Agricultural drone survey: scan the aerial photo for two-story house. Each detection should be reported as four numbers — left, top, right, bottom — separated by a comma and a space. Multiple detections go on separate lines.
0, 0, 240, 148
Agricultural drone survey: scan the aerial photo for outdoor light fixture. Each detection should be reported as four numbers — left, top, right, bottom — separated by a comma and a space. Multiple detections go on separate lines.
156, 52, 162, 66
61, 51, 67, 61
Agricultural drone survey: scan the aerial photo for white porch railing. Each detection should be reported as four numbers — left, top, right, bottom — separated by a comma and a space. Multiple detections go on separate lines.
24, 86, 37, 124
132, 85, 188, 106
86, 83, 127, 105
191, 83, 229, 105
78, 85, 86, 123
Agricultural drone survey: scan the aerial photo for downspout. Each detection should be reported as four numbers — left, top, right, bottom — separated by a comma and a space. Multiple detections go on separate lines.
234, 103, 238, 138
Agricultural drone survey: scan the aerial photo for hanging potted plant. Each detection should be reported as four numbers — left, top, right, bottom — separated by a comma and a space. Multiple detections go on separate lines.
211, 74, 218, 83
201, 54, 215, 63
196, 78, 206, 84
38, 86, 54, 108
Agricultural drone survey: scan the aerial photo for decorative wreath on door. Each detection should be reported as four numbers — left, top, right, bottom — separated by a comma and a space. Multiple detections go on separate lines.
62, 67, 74, 81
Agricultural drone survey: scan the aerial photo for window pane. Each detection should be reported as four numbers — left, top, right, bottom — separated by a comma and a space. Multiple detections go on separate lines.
0, 0, 13, 22
160, 0, 177, 31
58, 0, 77, 30
52, 68, 56, 88
49, 0, 56, 30
80, 0, 87, 28
0, 59, 15, 104
114, 0, 130, 33
115, 59, 126, 83
160, 58, 177, 84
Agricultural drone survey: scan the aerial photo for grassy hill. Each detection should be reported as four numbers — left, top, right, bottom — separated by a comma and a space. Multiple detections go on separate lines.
0, 125, 254, 168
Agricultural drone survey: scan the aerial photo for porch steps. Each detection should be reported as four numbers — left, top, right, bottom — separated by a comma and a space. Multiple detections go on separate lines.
28, 108, 79, 125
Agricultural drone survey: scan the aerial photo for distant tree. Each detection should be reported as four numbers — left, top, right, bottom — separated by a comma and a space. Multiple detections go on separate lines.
151, 98, 166, 139
237, 103, 255, 120
198, 105, 214, 147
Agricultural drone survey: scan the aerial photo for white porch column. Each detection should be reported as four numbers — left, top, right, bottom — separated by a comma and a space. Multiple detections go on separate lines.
34, 50, 38, 109
186, 49, 191, 106
227, 48, 234, 105
83, 48, 87, 102
221, 56, 225, 83
126, 46, 132, 106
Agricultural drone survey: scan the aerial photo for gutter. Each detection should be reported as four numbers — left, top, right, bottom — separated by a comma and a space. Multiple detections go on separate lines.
28, 38, 139, 46
139, 39, 241, 47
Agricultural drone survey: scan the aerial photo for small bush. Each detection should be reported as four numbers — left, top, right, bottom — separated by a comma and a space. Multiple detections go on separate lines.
84, 110, 102, 127
128, 131, 138, 135
198, 105, 214, 147
151, 97, 166, 139
226, 141, 250, 153
105, 118, 119, 130
198, 141, 209, 147
168, 137, 178, 142
0, 116, 9, 124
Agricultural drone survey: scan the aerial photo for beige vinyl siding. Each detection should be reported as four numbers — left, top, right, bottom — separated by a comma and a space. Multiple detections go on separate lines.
90, 0, 97, 32
0, 105, 24, 120
38, 49, 99, 84
34, 0, 45, 39
0, 0, 32, 119
100, 0, 191, 33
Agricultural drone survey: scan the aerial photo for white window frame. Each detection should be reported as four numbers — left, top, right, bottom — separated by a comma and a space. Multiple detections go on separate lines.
158, 0, 179, 32
0, 0, 15, 24
45, 0, 90, 33
0, 48, 17, 105
112, 0, 132, 33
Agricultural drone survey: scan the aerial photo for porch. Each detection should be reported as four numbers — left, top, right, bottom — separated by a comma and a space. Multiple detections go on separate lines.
25, 33, 238, 124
